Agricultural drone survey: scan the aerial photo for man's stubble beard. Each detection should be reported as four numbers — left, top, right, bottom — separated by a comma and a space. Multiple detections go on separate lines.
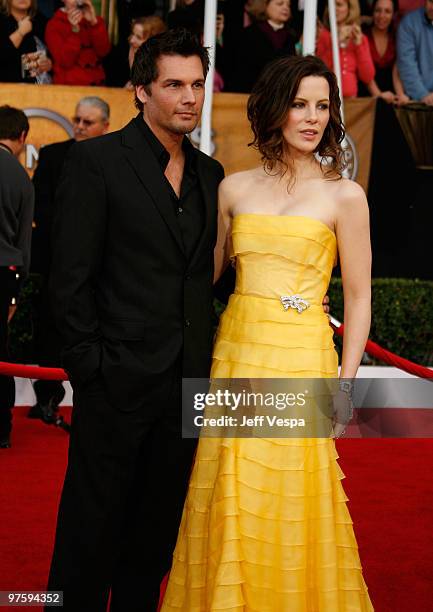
169, 117, 201, 135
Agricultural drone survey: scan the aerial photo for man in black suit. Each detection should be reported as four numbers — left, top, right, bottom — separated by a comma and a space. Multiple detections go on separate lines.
47, 30, 224, 612
30, 96, 110, 421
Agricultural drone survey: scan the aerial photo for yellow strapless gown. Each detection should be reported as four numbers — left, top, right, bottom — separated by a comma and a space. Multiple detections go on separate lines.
161, 215, 374, 611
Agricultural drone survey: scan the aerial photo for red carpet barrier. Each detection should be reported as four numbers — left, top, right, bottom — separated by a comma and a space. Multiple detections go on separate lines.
330, 319, 433, 379
0, 362, 67, 380
1, 317, 432, 380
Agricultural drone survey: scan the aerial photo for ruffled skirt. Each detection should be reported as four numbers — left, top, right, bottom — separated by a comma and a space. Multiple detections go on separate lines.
161, 295, 374, 611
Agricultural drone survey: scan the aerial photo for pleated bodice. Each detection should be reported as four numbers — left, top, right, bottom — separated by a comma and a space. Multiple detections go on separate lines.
213, 214, 339, 379
232, 214, 336, 306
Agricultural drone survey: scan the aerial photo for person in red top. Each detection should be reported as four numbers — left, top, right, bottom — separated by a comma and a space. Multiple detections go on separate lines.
316, 0, 375, 97
364, 0, 409, 104
46, 0, 110, 85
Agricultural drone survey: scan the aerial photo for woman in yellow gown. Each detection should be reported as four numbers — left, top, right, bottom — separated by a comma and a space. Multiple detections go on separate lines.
161, 55, 373, 611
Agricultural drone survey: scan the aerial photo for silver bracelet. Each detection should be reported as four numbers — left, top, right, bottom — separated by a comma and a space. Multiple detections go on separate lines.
339, 380, 354, 398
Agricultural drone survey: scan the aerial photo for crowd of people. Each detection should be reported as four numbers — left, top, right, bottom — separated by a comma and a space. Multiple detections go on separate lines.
0, 0, 432, 103
0, 98, 110, 448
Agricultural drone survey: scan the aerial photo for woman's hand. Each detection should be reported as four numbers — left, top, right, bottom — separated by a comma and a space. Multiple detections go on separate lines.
322, 294, 330, 314
379, 90, 396, 104
351, 24, 363, 46
338, 24, 352, 46
331, 388, 354, 438
18, 16, 33, 36
25, 51, 52, 75
67, 7, 83, 30
36, 54, 52, 74
394, 93, 410, 106
421, 93, 433, 106
81, 0, 98, 26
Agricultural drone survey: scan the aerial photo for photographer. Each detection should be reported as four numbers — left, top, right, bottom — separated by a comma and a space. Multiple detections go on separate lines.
46, 0, 110, 85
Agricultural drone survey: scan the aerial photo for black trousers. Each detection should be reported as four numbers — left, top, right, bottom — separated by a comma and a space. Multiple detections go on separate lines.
0, 268, 16, 438
46, 355, 197, 612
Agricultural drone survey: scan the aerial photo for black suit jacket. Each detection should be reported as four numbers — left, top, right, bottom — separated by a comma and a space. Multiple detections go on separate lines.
31, 139, 75, 274
50, 118, 224, 412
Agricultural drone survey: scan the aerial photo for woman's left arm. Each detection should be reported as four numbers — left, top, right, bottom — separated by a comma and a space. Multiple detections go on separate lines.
336, 180, 371, 379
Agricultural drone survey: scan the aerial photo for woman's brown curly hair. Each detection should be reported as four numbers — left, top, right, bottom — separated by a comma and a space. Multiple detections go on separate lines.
247, 55, 346, 183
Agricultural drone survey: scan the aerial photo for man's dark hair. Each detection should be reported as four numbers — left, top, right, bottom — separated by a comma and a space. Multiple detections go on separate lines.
0, 105, 30, 140
131, 28, 210, 111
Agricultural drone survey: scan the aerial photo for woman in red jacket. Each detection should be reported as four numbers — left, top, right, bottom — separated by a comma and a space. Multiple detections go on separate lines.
46, 0, 110, 85
316, 0, 375, 97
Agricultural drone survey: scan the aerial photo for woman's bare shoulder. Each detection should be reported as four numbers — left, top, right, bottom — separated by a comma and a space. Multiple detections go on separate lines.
219, 167, 264, 199
333, 178, 368, 209
331, 178, 369, 228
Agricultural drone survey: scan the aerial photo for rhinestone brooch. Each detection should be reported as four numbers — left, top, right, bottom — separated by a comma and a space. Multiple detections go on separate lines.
280, 294, 310, 313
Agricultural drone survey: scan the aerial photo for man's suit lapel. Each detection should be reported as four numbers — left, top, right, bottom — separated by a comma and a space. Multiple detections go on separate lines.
121, 120, 185, 256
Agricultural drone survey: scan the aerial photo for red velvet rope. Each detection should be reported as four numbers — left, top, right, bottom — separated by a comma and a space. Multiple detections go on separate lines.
332, 323, 433, 379
0, 322, 432, 381
0, 362, 67, 380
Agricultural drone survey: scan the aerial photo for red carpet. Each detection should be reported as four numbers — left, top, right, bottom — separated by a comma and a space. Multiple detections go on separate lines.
1, 406, 432, 611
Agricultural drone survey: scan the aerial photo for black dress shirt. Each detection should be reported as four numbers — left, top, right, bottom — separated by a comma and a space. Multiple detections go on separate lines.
135, 115, 205, 260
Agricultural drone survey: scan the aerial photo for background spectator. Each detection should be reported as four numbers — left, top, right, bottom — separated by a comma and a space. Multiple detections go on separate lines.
0, 0, 52, 83
45, 0, 110, 85
397, 0, 433, 104
106, 14, 166, 88
0, 106, 34, 450
29, 96, 109, 422
125, 15, 166, 87
168, 2, 227, 91
231, 0, 297, 93
116, 0, 155, 50
317, 0, 375, 97
363, 0, 409, 104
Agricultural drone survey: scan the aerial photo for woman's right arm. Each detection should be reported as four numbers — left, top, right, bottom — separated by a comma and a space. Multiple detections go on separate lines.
367, 77, 395, 103
8, 16, 32, 48
213, 178, 234, 284
392, 63, 410, 105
